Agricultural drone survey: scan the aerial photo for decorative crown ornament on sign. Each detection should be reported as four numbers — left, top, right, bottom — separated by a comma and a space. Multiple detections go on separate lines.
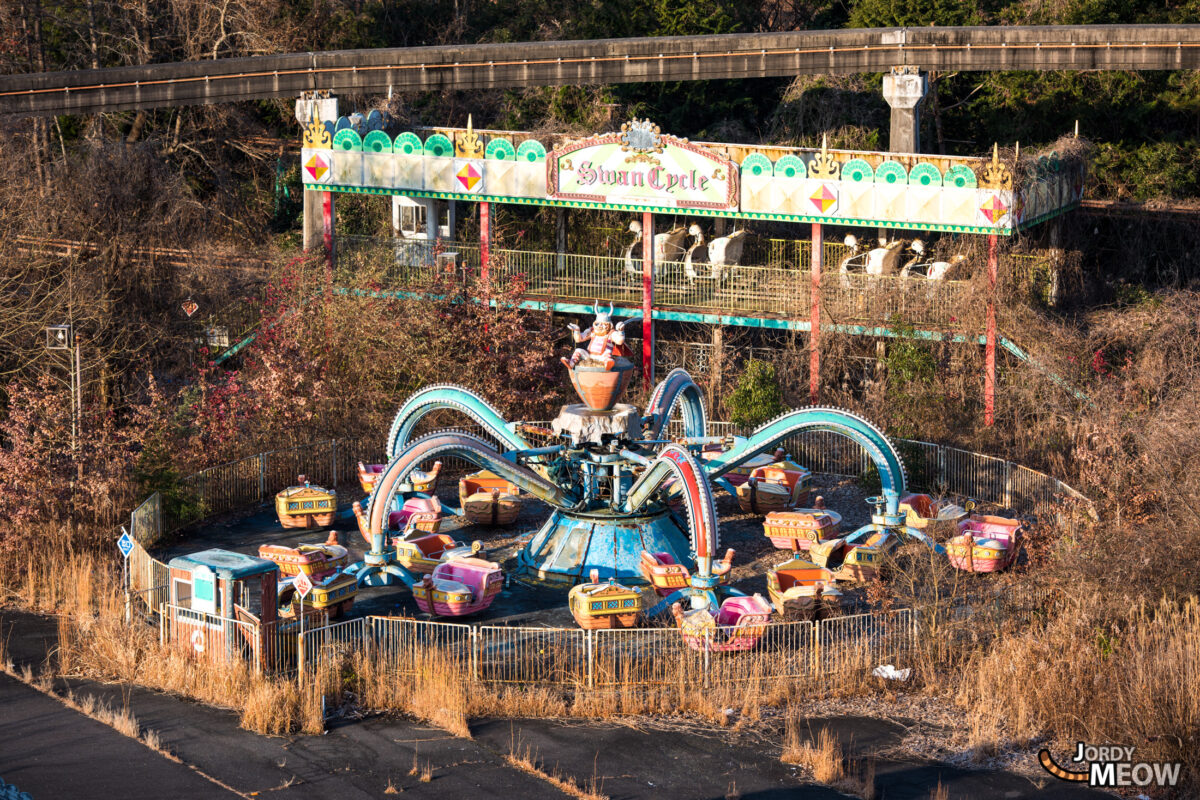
455, 115, 484, 159
980, 143, 1013, 191
303, 105, 332, 150
619, 118, 666, 165
808, 134, 840, 180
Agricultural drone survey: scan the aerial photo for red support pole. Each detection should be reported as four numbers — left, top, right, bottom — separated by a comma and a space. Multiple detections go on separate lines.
479, 201, 491, 283
810, 222, 822, 405
321, 191, 334, 269
641, 211, 654, 386
984, 233, 998, 426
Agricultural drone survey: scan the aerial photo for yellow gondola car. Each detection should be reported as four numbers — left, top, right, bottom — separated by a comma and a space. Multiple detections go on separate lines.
568, 570, 643, 629
459, 470, 524, 526
275, 477, 337, 530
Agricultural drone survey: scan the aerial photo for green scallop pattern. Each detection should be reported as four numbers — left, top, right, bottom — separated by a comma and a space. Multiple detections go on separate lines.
740, 153, 773, 177
516, 139, 547, 162
908, 163, 942, 187
332, 129, 362, 152
394, 132, 423, 156
773, 154, 805, 179
423, 133, 454, 158
486, 138, 517, 160
944, 164, 977, 189
363, 130, 392, 153
841, 158, 874, 183
874, 161, 908, 185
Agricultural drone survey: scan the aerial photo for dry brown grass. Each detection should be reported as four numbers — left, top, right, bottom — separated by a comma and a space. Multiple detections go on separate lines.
929, 780, 948, 800
1, 653, 171, 760
957, 593, 1200, 789
505, 732, 608, 800
781, 718, 876, 799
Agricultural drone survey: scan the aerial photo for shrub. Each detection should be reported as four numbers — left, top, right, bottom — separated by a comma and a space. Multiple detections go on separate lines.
725, 360, 785, 431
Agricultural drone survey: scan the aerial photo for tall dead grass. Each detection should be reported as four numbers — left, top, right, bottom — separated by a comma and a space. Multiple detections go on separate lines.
780, 717, 876, 798
958, 593, 1200, 789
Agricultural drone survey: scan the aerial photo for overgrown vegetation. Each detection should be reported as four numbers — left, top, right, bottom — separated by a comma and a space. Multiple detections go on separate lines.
1, 2, 1200, 797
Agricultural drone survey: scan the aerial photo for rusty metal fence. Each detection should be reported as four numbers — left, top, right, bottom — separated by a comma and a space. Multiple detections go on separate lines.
295, 609, 922, 688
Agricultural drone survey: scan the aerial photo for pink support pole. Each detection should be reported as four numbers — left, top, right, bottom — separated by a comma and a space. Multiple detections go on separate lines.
810, 222, 822, 405
321, 191, 334, 268
479, 201, 491, 283
985, 233, 998, 426
642, 211, 654, 385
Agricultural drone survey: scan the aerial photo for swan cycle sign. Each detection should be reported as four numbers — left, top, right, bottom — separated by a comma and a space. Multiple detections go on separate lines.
548, 119, 738, 211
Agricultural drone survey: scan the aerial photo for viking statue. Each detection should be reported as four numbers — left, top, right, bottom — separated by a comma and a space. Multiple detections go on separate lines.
561, 302, 628, 371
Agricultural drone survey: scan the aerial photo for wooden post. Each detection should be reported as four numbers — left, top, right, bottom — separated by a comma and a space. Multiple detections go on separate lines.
321, 191, 335, 269
985, 233, 998, 426
642, 211, 654, 385
479, 201, 491, 283
810, 222, 822, 405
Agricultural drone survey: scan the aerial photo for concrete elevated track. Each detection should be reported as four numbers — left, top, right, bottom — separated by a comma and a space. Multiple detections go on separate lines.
2, 25, 1200, 118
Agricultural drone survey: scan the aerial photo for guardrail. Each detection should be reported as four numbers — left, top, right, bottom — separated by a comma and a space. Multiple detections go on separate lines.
297, 610, 919, 688
338, 235, 982, 328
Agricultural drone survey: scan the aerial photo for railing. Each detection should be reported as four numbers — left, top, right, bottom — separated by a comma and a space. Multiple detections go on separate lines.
297, 608, 922, 688
129, 492, 162, 545
333, 235, 987, 329
126, 421, 1089, 679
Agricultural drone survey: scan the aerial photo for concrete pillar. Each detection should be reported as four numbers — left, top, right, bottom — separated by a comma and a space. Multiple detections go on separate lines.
298, 93, 337, 252
303, 190, 324, 251
882, 66, 928, 154
1047, 218, 1062, 307
421, 199, 438, 241
446, 200, 457, 241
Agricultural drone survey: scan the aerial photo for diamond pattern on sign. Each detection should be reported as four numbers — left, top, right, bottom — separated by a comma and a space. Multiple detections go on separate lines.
305, 153, 329, 182
457, 163, 482, 192
980, 194, 1008, 224
809, 184, 837, 214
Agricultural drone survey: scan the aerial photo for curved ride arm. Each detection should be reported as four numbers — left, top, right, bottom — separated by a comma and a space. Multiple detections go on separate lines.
621, 444, 719, 578
703, 407, 908, 513
367, 432, 577, 543
386, 384, 531, 458
645, 368, 707, 441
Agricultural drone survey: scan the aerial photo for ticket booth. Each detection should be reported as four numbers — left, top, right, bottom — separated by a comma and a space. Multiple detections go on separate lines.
167, 549, 279, 667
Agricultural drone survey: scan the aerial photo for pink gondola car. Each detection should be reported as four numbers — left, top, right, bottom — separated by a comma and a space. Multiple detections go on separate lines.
413, 557, 504, 617
672, 594, 772, 653
946, 514, 1022, 573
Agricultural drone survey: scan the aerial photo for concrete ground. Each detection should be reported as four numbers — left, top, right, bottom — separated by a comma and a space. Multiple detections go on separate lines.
2, 609, 1114, 800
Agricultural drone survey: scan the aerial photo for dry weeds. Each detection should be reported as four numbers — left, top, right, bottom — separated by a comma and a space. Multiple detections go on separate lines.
957, 593, 1200, 786
505, 732, 608, 800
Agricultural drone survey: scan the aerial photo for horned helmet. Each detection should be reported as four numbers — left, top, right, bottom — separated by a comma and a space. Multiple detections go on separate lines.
592, 301, 615, 332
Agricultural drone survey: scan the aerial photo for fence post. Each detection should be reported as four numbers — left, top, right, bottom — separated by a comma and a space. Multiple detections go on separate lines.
471, 627, 480, 682
331, 439, 338, 488
937, 445, 946, 491
703, 636, 711, 688
258, 454, 266, 503
813, 618, 821, 676
586, 630, 594, 689
298, 630, 305, 688
1004, 460, 1012, 509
